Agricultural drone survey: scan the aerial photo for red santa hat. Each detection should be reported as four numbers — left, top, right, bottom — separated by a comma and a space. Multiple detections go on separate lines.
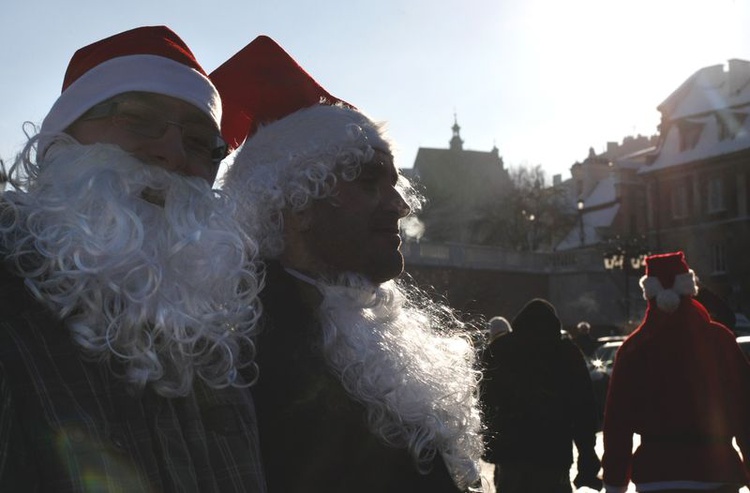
639, 251, 699, 313
40, 25, 221, 154
209, 35, 360, 149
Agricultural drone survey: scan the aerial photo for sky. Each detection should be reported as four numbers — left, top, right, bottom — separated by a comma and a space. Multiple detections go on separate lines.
2, 0, 750, 182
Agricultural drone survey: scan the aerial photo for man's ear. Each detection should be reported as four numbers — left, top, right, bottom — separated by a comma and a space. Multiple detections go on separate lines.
284, 207, 313, 233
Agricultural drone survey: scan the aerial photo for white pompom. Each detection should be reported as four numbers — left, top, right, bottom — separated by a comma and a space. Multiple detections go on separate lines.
656, 289, 681, 313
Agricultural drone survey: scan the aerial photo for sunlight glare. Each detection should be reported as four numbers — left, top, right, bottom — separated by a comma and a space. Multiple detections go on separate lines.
522, 0, 745, 154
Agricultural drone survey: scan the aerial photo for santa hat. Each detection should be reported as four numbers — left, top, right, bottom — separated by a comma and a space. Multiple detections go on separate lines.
209, 35, 363, 149
639, 251, 699, 313
40, 25, 220, 154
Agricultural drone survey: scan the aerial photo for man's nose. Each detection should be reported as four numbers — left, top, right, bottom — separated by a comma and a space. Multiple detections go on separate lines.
140, 125, 189, 173
386, 187, 411, 218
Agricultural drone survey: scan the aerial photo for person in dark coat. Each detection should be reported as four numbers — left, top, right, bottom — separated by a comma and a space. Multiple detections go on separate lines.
482, 298, 602, 493
214, 36, 485, 493
572, 321, 599, 358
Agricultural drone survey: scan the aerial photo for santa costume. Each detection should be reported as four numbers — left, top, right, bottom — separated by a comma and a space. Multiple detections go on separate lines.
602, 251, 750, 493
0, 26, 265, 492
213, 35, 484, 492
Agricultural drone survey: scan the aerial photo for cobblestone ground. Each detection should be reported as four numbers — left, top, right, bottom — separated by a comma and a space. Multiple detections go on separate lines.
479, 432, 749, 493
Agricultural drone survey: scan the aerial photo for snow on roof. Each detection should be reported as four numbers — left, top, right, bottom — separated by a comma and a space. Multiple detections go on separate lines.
658, 59, 750, 120
556, 176, 619, 251
643, 59, 750, 174
585, 174, 616, 207
640, 112, 750, 174
556, 202, 620, 251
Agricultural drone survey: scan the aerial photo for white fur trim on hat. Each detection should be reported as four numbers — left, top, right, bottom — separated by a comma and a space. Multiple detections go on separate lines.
255, 104, 388, 153
231, 104, 389, 182
639, 270, 699, 313
39, 54, 221, 155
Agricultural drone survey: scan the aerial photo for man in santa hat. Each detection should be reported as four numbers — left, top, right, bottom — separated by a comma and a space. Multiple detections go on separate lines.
0, 26, 266, 491
603, 251, 750, 493
213, 36, 485, 492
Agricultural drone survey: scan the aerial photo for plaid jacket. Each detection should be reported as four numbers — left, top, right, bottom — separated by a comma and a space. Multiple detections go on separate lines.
0, 265, 267, 492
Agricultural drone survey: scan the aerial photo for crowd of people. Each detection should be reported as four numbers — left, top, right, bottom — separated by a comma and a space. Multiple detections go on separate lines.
0, 25, 748, 493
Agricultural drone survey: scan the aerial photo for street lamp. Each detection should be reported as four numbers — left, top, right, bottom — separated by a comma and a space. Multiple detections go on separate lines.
527, 212, 536, 251
521, 209, 537, 251
577, 199, 585, 246
602, 236, 649, 323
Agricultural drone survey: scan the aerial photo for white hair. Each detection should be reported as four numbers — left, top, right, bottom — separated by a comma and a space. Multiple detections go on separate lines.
1, 140, 263, 397
313, 273, 484, 490
221, 105, 480, 487
220, 104, 421, 259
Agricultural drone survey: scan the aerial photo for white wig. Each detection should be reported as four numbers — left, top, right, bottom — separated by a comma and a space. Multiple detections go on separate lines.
313, 272, 484, 490
1, 141, 263, 396
221, 104, 421, 258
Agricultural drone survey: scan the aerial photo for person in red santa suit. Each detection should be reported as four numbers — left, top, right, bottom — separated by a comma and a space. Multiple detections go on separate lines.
212, 36, 486, 493
0, 26, 266, 491
602, 251, 750, 493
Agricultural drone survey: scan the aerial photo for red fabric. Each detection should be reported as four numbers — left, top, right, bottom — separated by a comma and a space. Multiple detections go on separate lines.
62, 26, 207, 92
645, 251, 690, 289
602, 298, 750, 488
210, 35, 353, 149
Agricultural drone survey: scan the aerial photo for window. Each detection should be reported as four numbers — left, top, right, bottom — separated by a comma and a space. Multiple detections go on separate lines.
717, 111, 748, 141
671, 183, 689, 219
677, 119, 705, 151
711, 243, 727, 274
707, 176, 726, 213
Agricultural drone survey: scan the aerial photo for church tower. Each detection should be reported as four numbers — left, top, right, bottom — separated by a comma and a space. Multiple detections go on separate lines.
449, 113, 464, 151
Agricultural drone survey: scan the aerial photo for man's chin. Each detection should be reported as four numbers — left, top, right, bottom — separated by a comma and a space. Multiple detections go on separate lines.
366, 253, 405, 284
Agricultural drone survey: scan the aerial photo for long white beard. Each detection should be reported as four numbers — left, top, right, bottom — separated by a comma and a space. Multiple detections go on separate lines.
0, 143, 262, 397
314, 274, 484, 490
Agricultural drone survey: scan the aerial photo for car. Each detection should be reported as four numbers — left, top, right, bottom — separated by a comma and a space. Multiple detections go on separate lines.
589, 340, 623, 376
734, 313, 750, 336
587, 340, 623, 430
596, 335, 627, 344
737, 335, 750, 359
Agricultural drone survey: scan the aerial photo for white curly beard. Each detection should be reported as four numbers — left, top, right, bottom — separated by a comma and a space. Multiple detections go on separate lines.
312, 273, 484, 491
1, 142, 262, 397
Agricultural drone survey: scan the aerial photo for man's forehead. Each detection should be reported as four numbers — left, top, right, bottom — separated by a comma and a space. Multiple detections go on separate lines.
365, 148, 395, 168
372, 147, 392, 159
358, 149, 403, 186
119, 92, 216, 127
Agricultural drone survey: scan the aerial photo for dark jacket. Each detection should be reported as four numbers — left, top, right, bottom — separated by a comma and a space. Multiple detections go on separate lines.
0, 262, 267, 492
250, 261, 463, 493
482, 299, 599, 476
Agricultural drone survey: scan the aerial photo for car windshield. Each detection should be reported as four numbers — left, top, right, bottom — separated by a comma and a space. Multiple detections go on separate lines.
590, 342, 622, 372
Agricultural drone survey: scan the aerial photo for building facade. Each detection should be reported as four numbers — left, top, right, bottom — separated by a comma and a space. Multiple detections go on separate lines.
402, 59, 750, 329
640, 58, 750, 312
405, 116, 512, 244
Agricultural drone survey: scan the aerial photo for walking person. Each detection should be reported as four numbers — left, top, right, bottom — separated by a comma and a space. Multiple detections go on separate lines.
603, 251, 750, 493
482, 298, 602, 493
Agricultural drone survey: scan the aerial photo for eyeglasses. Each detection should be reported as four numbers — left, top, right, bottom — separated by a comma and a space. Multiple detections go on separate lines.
81, 99, 229, 166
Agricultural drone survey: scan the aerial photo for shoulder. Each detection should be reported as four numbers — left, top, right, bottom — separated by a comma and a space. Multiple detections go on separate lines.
709, 320, 738, 338
0, 267, 79, 396
0, 261, 59, 328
